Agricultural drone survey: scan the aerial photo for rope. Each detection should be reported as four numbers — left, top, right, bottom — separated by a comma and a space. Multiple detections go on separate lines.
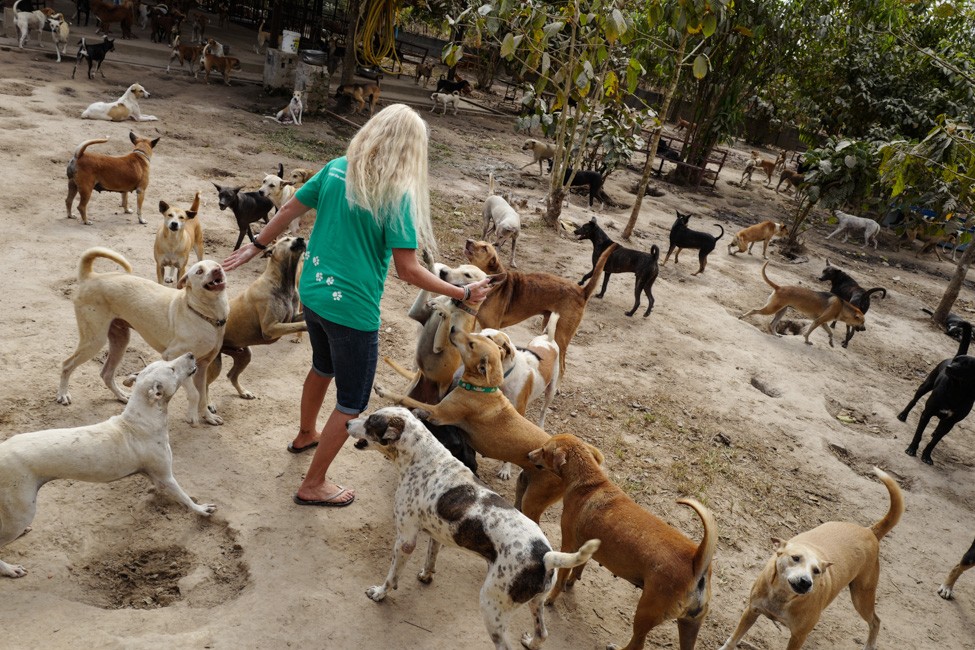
357, 0, 400, 72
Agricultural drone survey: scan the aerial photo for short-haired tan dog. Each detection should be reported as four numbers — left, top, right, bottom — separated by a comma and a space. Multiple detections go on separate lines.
288, 167, 319, 187
528, 434, 716, 650
154, 191, 204, 284
65, 131, 159, 225
719, 468, 903, 650
335, 82, 381, 115
520, 138, 560, 175
197, 41, 240, 86
727, 220, 787, 259
740, 261, 865, 347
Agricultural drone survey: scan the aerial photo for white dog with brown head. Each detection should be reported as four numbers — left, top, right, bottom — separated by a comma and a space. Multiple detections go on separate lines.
81, 83, 159, 122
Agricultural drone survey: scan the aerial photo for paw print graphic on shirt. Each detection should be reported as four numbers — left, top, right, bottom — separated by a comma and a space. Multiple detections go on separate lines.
315, 272, 323, 282
332, 291, 343, 301
312, 256, 320, 266
303, 251, 310, 261
326, 276, 335, 286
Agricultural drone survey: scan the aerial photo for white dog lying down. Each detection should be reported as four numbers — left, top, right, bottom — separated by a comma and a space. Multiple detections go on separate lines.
81, 83, 159, 122
825, 209, 880, 249
0, 354, 215, 579
430, 90, 461, 116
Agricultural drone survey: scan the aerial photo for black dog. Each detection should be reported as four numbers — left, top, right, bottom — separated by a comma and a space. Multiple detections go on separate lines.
74, 0, 91, 26
435, 75, 472, 96
922, 307, 969, 341
662, 210, 724, 275
72, 36, 114, 80
897, 320, 975, 465
563, 167, 610, 208
212, 183, 275, 251
574, 217, 659, 317
657, 139, 681, 162
819, 259, 887, 348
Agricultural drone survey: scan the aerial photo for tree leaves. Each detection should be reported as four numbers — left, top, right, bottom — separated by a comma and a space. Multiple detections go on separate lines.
692, 54, 709, 79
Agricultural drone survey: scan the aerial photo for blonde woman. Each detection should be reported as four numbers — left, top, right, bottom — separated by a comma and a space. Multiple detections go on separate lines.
223, 104, 490, 507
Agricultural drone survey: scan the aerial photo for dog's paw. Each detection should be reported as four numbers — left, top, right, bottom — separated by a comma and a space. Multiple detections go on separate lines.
905, 446, 918, 457
365, 585, 388, 602
196, 503, 217, 516
922, 455, 935, 465
496, 462, 513, 481
56, 391, 72, 406
203, 412, 224, 426
411, 408, 431, 421
521, 632, 541, 650
896, 412, 908, 422
239, 390, 255, 400
417, 569, 434, 584
0, 562, 28, 579
374, 384, 387, 398
938, 584, 954, 599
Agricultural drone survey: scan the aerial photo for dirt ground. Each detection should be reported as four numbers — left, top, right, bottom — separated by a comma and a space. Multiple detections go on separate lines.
0, 6, 973, 650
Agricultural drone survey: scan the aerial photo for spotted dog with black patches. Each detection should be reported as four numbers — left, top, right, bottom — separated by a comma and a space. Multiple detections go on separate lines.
347, 407, 599, 650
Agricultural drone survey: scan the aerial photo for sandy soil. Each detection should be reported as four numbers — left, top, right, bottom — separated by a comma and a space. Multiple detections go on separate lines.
0, 7, 973, 649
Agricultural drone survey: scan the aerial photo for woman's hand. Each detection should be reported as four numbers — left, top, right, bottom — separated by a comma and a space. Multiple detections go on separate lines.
222, 243, 262, 272
464, 277, 492, 304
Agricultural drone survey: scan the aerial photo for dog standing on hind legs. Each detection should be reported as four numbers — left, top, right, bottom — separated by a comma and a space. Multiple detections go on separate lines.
662, 210, 724, 275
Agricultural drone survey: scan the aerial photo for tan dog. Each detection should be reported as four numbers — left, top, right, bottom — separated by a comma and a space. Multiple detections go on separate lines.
464, 239, 615, 375
57, 248, 229, 426
719, 468, 903, 650
741, 150, 785, 187
155, 191, 204, 284
775, 169, 805, 194
520, 138, 561, 175
903, 226, 956, 261
414, 62, 434, 86
740, 261, 865, 347
727, 220, 788, 259
207, 237, 307, 400
375, 328, 564, 522
254, 20, 270, 54
166, 34, 204, 73
528, 434, 716, 650
289, 167, 319, 187
197, 42, 240, 86
335, 82, 381, 115
65, 132, 159, 225
675, 117, 695, 133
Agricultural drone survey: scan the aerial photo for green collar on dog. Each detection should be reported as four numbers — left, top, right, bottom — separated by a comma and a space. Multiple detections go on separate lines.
458, 379, 499, 393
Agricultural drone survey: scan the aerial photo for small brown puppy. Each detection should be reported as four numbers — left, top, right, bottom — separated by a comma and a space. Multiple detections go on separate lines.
208, 237, 307, 399
197, 42, 240, 85
529, 434, 716, 650
335, 82, 381, 115
375, 328, 564, 523
66, 132, 159, 226
154, 191, 204, 284
727, 220, 787, 259
740, 261, 865, 347
775, 169, 805, 194
720, 468, 903, 650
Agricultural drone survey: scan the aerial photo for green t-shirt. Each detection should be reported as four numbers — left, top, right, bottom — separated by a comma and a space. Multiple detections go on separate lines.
295, 157, 418, 331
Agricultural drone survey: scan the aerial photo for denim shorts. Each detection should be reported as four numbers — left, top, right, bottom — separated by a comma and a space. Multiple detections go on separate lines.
304, 306, 379, 415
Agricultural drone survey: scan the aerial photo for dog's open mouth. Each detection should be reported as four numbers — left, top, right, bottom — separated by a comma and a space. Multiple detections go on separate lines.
353, 439, 368, 450
204, 269, 226, 291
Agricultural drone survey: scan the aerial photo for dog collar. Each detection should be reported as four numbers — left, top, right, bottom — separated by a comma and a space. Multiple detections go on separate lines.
133, 149, 151, 162
188, 304, 227, 328
458, 379, 499, 393
503, 365, 514, 379
451, 298, 479, 316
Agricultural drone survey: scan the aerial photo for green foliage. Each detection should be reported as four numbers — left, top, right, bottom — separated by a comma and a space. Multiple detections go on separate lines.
799, 137, 882, 210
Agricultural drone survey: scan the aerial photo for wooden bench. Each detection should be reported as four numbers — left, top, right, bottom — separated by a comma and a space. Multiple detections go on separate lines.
642, 132, 729, 189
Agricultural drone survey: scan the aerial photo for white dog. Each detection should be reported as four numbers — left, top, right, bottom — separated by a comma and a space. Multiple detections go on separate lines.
1, 354, 216, 579
47, 13, 70, 63
429, 90, 461, 116
482, 172, 521, 268
13, 0, 53, 49
81, 83, 159, 122
825, 209, 881, 249
258, 163, 301, 234
265, 90, 304, 125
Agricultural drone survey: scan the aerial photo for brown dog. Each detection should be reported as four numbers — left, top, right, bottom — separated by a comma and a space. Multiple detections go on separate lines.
91, 0, 135, 38
463, 239, 615, 375
727, 220, 787, 259
335, 82, 381, 115
154, 191, 204, 284
528, 434, 716, 650
375, 328, 565, 522
720, 468, 903, 650
775, 169, 805, 194
740, 261, 865, 347
166, 34, 204, 73
66, 132, 159, 226
903, 226, 957, 261
197, 42, 240, 86
207, 237, 307, 400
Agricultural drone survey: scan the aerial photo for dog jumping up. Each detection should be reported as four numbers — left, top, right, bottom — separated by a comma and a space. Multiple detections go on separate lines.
0, 354, 215, 579
740, 261, 865, 347
212, 183, 274, 250
720, 468, 903, 650
154, 191, 204, 284
573, 217, 659, 318
481, 173, 521, 268
65, 132, 159, 225
825, 209, 881, 249
728, 220, 787, 260
72, 36, 115, 80
348, 407, 600, 649
818, 259, 886, 348
81, 83, 158, 122
662, 210, 724, 275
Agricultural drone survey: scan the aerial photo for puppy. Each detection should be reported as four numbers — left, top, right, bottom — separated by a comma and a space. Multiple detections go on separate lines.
662, 210, 724, 275
818, 259, 886, 348
0, 354, 215, 579
266, 90, 304, 125
574, 217, 659, 317
258, 163, 300, 233
197, 42, 241, 86
13, 0, 54, 49
255, 20, 270, 54
208, 237, 307, 400
720, 468, 903, 650
897, 320, 975, 464
727, 220, 787, 259
776, 168, 805, 194
938, 537, 975, 600
57, 248, 229, 426
335, 82, 381, 115
434, 75, 473, 96
521, 139, 560, 176
81, 83, 159, 122
212, 182, 274, 250
414, 62, 434, 86
65, 132, 159, 226
482, 173, 521, 268
288, 168, 319, 187
47, 13, 71, 63
154, 191, 204, 284
529, 434, 717, 650
564, 167, 610, 208
825, 209, 881, 249
71, 36, 115, 80
166, 34, 204, 74
740, 261, 865, 347
348, 407, 600, 649
429, 90, 461, 116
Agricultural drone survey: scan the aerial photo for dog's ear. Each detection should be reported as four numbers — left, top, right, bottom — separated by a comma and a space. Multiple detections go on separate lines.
552, 446, 568, 471
382, 416, 406, 443
150, 137, 161, 149
824, 257, 832, 268
589, 216, 596, 223
260, 245, 273, 258
771, 537, 786, 552
129, 131, 137, 144
159, 200, 169, 214
122, 372, 139, 388
212, 181, 223, 192
587, 443, 605, 465
185, 210, 197, 220
818, 561, 833, 572
477, 354, 489, 378
486, 273, 506, 287
176, 272, 188, 289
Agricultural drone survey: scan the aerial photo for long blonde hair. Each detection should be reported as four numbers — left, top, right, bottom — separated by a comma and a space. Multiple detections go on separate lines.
345, 104, 435, 253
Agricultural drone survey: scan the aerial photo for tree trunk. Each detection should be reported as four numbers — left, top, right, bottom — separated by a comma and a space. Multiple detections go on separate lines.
339, 0, 361, 86
932, 242, 975, 325
622, 35, 688, 240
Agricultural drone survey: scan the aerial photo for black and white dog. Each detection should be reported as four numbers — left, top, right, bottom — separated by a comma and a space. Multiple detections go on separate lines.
434, 75, 473, 96
574, 217, 659, 318
72, 36, 115, 80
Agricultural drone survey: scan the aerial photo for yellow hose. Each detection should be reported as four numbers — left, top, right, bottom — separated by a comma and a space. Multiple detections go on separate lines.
357, 0, 400, 72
